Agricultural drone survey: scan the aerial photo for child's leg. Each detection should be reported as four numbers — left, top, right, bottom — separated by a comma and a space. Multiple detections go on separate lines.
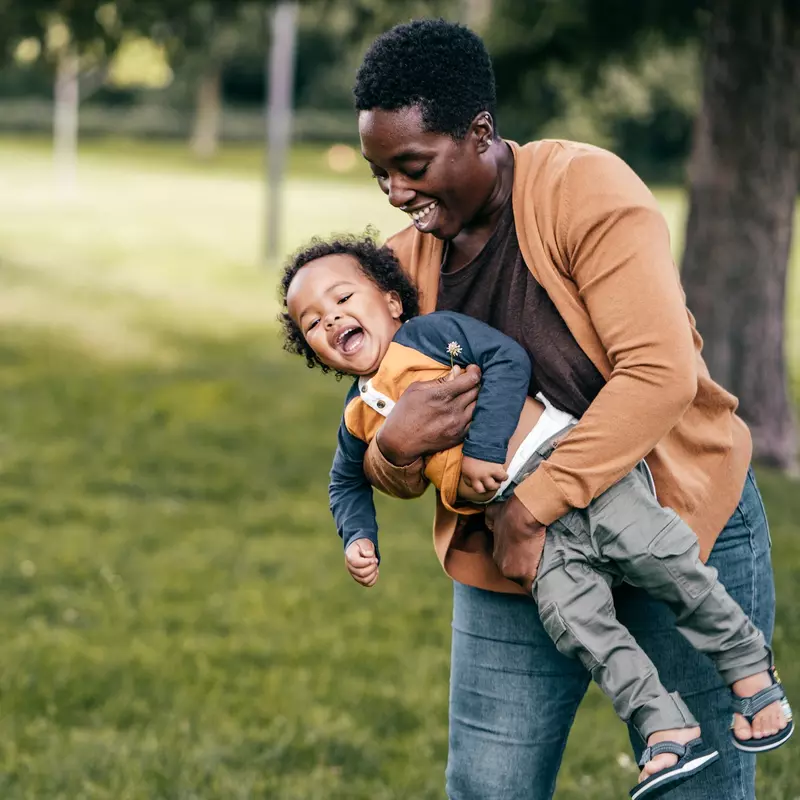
586, 465, 787, 743
534, 520, 700, 745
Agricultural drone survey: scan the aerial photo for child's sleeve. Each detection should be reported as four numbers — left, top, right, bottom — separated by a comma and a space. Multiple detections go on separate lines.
396, 312, 532, 464
329, 416, 380, 560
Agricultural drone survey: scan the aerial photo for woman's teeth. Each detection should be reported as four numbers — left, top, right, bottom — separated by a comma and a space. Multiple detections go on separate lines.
411, 201, 438, 221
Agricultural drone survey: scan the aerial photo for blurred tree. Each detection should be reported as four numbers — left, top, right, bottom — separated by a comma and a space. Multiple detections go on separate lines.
681, 2, 800, 470
0, 0, 126, 192
265, 0, 299, 262
486, 0, 800, 471
137, 2, 267, 159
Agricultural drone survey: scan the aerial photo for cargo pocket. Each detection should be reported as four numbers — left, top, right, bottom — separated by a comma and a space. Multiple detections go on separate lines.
539, 601, 598, 669
646, 514, 707, 600
539, 601, 568, 648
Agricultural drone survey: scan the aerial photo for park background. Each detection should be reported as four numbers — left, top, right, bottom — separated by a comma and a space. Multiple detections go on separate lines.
0, 1, 798, 797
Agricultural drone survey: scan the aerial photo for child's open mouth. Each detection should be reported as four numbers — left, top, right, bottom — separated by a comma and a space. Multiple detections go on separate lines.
336, 326, 364, 355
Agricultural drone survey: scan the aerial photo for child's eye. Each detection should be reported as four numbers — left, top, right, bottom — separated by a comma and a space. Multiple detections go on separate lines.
337, 294, 352, 305
307, 319, 319, 332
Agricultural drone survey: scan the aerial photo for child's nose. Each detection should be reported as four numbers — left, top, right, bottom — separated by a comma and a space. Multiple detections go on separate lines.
325, 312, 342, 328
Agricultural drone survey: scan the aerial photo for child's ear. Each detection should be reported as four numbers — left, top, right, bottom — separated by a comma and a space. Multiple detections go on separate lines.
386, 291, 403, 320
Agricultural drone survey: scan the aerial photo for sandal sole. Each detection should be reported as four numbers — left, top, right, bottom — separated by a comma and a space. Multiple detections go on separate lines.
629, 749, 719, 799
732, 718, 794, 753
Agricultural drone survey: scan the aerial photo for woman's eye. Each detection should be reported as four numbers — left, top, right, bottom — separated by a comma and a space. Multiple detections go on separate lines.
371, 172, 388, 183
407, 165, 429, 180
337, 294, 352, 305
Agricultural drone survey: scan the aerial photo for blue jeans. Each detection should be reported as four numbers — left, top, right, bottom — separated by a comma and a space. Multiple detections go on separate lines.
446, 467, 775, 799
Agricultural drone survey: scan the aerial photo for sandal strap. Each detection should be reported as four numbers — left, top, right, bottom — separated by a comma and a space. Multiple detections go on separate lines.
732, 683, 786, 720
638, 740, 688, 768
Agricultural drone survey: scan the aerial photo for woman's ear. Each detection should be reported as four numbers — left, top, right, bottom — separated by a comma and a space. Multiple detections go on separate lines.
470, 112, 495, 154
386, 291, 403, 320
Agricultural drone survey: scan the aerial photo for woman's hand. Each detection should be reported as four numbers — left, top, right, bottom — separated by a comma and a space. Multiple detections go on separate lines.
485, 495, 546, 594
375, 364, 481, 466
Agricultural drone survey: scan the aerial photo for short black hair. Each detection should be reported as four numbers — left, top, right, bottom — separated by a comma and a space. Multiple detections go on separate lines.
279, 231, 420, 375
354, 18, 497, 138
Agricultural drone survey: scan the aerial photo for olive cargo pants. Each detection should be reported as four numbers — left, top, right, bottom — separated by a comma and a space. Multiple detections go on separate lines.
503, 433, 771, 740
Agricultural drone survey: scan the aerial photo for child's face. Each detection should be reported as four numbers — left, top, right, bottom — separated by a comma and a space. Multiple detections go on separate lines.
286, 254, 404, 376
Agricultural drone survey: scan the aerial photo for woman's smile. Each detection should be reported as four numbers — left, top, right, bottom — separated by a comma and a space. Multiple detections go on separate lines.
403, 199, 440, 232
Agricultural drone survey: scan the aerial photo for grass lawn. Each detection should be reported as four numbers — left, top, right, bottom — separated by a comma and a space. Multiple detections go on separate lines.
0, 137, 798, 799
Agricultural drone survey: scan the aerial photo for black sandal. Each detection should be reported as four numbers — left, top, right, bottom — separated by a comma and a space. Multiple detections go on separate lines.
629, 738, 719, 799
731, 666, 794, 753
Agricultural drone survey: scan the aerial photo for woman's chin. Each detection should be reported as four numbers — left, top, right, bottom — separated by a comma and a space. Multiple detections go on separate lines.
430, 219, 462, 241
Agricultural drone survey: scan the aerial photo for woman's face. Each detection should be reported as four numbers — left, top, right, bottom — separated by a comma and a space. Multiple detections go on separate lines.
358, 106, 496, 241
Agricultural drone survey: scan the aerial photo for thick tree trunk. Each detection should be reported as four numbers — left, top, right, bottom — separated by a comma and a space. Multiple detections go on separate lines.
682, 0, 800, 471
53, 48, 79, 194
190, 63, 222, 159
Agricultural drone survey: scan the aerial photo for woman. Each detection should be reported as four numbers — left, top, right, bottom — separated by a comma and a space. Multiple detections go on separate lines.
352, 19, 775, 800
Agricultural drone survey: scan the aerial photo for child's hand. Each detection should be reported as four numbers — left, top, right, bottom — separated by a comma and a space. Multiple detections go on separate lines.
460, 455, 508, 496
344, 538, 379, 588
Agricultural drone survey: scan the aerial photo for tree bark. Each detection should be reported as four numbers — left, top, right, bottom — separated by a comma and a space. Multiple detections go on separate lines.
682, 0, 800, 471
53, 47, 79, 194
190, 62, 222, 159
265, 1, 299, 263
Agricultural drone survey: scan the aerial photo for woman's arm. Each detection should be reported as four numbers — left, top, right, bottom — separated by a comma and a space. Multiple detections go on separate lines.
515, 147, 697, 527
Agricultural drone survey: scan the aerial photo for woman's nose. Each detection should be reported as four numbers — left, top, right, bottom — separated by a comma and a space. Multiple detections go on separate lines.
387, 177, 414, 208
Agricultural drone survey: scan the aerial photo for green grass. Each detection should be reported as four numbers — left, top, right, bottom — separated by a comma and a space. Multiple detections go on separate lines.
0, 137, 798, 798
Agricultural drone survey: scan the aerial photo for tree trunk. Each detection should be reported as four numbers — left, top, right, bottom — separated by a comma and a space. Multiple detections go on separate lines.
681, 0, 800, 471
190, 63, 222, 159
265, 1, 299, 263
53, 47, 79, 194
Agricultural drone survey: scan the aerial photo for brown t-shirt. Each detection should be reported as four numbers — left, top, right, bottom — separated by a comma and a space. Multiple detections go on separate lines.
437, 197, 605, 418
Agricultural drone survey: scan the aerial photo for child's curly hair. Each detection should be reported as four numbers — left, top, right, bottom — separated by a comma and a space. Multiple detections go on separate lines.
279, 231, 420, 375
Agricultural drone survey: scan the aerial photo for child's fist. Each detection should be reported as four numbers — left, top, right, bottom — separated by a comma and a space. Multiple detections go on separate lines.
345, 538, 379, 587
460, 455, 508, 496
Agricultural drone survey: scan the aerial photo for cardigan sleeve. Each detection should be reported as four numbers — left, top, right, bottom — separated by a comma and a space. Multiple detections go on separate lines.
362, 437, 429, 499
514, 148, 697, 525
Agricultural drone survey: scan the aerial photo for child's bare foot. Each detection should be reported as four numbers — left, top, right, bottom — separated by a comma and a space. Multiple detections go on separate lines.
732, 671, 788, 742
638, 726, 701, 784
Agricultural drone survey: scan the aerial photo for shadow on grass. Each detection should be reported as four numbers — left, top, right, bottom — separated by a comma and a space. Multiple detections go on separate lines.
0, 326, 797, 799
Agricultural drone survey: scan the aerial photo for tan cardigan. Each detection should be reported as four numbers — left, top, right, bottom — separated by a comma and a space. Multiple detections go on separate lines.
363, 139, 752, 595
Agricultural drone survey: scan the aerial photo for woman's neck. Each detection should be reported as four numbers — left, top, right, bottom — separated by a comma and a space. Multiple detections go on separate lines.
445, 141, 514, 271
466, 139, 515, 234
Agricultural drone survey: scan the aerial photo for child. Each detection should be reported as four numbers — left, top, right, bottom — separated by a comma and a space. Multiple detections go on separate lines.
279, 233, 793, 799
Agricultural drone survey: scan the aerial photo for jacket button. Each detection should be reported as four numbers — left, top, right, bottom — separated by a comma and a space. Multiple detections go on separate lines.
376, 399, 386, 409
360, 384, 367, 393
